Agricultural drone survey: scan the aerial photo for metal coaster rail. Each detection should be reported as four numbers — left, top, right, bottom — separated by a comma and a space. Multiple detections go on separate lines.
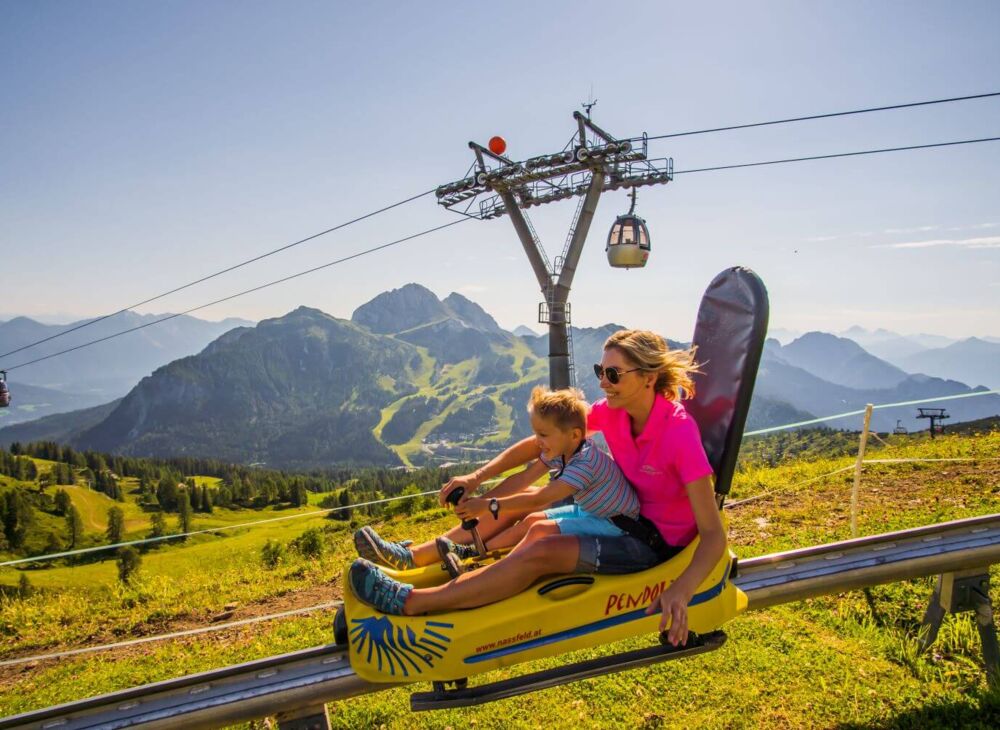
3, 512, 998, 729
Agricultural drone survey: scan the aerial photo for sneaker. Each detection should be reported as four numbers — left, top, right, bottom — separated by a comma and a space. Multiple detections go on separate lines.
442, 552, 464, 579
354, 526, 414, 570
349, 558, 412, 615
435, 536, 480, 563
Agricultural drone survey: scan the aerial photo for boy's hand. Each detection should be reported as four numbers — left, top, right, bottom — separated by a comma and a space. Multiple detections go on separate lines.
440, 472, 480, 506
644, 582, 692, 646
455, 497, 488, 521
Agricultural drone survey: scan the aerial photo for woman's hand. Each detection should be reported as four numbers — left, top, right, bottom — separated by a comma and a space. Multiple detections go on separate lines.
645, 581, 693, 646
439, 472, 480, 506
455, 497, 489, 521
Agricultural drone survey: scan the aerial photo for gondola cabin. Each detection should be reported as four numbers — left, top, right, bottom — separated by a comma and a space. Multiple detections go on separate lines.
606, 189, 650, 269
0, 371, 10, 408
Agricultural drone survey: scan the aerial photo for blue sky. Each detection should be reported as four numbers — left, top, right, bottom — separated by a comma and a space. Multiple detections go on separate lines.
1, 0, 998, 342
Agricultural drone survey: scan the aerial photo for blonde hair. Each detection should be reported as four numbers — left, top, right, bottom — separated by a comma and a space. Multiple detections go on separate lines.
603, 329, 701, 401
527, 386, 588, 432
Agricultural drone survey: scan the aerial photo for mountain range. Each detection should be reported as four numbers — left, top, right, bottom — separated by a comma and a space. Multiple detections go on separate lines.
0, 286, 997, 468
0, 312, 253, 426
773, 326, 1000, 390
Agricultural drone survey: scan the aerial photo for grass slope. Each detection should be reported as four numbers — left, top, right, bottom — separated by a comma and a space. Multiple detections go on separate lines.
0, 430, 998, 727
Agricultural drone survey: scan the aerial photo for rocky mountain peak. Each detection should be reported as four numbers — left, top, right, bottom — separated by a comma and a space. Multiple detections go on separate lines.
443, 292, 502, 333
351, 283, 451, 334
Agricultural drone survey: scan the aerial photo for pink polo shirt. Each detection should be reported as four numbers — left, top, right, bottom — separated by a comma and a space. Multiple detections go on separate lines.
587, 394, 713, 547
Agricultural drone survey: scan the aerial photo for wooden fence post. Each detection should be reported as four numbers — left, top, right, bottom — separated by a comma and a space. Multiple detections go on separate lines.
851, 404, 874, 538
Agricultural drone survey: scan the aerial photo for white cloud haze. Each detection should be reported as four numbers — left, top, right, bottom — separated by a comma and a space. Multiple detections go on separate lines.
881, 235, 1000, 250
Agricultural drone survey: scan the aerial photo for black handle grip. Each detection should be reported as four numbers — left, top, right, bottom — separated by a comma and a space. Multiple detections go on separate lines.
445, 486, 478, 530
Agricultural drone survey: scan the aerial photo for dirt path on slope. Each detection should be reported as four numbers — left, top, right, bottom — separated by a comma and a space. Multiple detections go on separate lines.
0, 579, 345, 689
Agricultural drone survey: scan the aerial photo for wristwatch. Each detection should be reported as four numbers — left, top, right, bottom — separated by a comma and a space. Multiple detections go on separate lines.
489, 498, 500, 520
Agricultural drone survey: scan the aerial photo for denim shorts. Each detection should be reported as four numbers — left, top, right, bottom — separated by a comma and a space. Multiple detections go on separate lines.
575, 532, 664, 574
543, 503, 626, 538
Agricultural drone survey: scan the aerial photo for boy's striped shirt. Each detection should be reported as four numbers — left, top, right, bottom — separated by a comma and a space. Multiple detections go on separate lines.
540, 439, 640, 519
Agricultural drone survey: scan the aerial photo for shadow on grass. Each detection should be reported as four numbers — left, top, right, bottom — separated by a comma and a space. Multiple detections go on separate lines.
837, 687, 1000, 729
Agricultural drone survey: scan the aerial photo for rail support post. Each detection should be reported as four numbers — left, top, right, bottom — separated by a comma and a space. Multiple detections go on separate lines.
276, 704, 331, 730
919, 570, 1000, 687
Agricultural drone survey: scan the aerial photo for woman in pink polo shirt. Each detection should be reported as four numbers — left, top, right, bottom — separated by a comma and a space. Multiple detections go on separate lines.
351, 329, 726, 647
583, 329, 726, 644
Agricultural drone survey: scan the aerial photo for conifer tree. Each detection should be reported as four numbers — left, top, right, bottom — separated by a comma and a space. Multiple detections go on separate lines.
177, 491, 192, 536
15, 457, 36, 482
116, 546, 141, 585
106, 506, 125, 545
3, 491, 33, 548
43, 531, 64, 556
157, 476, 178, 511
149, 511, 166, 539
337, 489, 352, 520
65, 504, 84, 549
54, 489, 71, 516
18, 573, 32, 598
190, 484, 202, 511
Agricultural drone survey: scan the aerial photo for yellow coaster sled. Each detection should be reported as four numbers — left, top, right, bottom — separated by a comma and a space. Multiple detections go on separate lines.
341, 535, 747, 685
337, 267, 768, 709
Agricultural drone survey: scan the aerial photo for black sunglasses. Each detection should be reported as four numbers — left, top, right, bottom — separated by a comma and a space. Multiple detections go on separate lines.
593, 364, 643, 384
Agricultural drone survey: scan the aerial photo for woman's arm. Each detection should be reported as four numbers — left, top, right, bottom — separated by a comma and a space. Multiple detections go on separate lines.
645, 475, 726, 645
439, 436, 542, 505
483, 459, 548, 499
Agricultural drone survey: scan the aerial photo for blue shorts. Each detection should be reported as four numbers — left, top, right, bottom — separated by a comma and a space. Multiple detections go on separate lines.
543, 504, 625, 538
542, 504, 667, 574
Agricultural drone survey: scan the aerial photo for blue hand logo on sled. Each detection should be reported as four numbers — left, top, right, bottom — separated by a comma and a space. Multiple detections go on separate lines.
350, 615, 454, 677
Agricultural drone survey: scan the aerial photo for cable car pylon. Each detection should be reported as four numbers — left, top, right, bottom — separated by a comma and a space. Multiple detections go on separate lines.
435, 110, 673, 389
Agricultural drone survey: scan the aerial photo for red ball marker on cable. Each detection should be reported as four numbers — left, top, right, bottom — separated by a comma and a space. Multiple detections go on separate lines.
488, 136, 507, 155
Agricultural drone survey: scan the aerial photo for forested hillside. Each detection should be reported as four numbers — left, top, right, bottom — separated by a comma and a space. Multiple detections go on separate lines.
2, 285, 997, 470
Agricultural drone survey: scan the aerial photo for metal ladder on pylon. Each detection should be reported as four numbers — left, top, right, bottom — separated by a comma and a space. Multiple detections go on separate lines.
565, 317, 577, 388
554, 196, 586, 388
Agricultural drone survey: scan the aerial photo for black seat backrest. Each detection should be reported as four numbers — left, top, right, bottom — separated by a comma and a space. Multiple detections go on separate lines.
684, 267, 769, 502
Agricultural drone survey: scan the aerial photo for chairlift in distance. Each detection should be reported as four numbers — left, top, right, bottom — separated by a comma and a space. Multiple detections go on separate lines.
606, 188, 651, 269
0, 371, 10, 408
893, 419, 908, 435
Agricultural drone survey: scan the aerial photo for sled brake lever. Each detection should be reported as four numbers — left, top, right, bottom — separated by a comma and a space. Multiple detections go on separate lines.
446, 486, 487, 557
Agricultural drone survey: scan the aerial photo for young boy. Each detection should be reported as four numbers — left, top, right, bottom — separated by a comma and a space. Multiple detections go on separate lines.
450, 386, 640, 554
350, 387, 641, 614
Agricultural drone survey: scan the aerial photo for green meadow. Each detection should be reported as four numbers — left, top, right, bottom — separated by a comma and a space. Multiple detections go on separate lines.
374, 338, 548, 466
0, 429, 998, 728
